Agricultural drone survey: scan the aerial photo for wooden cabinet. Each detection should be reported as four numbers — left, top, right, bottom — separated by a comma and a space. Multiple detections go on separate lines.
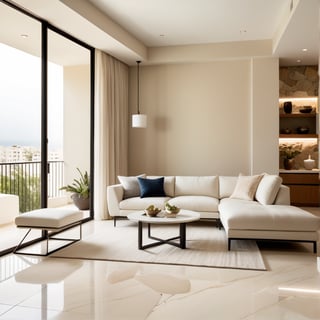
280, 172, 320, 206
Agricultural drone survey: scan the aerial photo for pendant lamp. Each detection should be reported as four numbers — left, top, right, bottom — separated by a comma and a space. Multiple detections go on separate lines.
132, 61, 147, 128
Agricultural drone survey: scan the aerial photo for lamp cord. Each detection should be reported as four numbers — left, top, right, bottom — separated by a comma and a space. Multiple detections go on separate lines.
137, 61, 141, 114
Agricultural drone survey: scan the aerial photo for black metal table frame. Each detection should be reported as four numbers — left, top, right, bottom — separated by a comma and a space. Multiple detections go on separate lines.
138, 221, 187, 250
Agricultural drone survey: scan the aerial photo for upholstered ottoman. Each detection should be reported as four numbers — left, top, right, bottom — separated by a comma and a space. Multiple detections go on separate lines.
0, 193, 19, 225
14, 208, 83, 256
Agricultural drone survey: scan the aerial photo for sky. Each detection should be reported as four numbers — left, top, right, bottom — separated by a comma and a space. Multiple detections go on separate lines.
0, 43, 63, 149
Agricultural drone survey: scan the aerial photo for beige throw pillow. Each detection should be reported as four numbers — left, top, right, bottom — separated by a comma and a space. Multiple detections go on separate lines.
118, 174, 146, 199
255, 174, 282, 205
230, 174, 263, 201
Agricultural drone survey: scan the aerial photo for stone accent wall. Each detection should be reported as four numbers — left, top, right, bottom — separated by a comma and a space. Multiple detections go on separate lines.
279, 66, 318, 97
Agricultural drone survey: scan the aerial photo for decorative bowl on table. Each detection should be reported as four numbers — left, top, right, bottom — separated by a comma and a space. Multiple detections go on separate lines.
164, 203, 180, 218
144, 205, 161, 217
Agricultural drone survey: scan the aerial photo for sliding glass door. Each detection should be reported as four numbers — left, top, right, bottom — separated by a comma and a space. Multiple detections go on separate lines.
47, 29, 91, 215
0, 1, 94, 255
0, 2, 42, 252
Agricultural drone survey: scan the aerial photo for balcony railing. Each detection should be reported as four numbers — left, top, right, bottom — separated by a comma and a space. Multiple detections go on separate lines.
0, 161, 64, 213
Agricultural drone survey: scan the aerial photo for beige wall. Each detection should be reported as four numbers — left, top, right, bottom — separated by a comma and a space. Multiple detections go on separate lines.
128, 58, 279, 176
64, 65, 91, 185
251, 58, 279, 174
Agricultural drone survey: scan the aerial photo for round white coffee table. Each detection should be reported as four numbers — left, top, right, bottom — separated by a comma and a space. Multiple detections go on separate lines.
128, 210, 200, 250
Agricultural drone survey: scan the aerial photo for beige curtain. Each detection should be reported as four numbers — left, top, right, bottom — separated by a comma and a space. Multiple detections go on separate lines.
94, 50, 128, 220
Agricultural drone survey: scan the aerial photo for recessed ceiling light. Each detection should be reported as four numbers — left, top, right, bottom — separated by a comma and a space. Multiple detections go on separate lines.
20, 34, 28, 38
302, 48, 308, 52
296, 59, 301, 63
159, 34, 165, 37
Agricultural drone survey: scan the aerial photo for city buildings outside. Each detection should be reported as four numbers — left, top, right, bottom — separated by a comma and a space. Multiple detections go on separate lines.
0, 145, 62, 163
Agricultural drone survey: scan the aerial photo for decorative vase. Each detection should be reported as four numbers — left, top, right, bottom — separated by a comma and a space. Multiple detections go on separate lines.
71, 194, 90, 210
284, 158, 295, 170
283, 101, 292, 114
304, 155, 315, 170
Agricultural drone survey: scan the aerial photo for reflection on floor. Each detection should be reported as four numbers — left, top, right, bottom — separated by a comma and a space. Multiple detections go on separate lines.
0, 214, 319, 320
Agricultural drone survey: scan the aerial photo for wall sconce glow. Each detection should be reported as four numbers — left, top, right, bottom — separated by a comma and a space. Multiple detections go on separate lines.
132, 114, 147, 128
279, 138, 318, 143
132, 61, 147, 128
279, 97, 318, 102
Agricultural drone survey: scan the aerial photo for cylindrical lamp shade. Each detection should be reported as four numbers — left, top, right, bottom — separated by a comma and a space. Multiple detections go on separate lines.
132, 114, 147, 128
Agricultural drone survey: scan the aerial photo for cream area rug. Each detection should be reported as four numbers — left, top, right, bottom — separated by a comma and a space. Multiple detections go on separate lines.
52, 220, 266, 271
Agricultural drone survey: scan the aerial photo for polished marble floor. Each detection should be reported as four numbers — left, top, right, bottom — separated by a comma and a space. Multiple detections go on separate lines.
0, 217, 319, 319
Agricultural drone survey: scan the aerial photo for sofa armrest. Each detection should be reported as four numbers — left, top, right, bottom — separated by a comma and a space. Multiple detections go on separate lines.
107, 184, 124, 217
274, 185, 290, 205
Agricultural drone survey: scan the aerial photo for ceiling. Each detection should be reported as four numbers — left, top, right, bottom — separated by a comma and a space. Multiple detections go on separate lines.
89, 0, 289, 47
4, 0, 320, 66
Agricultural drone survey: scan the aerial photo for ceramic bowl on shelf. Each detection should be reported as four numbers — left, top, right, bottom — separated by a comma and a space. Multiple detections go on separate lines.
299, 106, 313, 113
281, 128, 292, 134
296, 126, 309, 134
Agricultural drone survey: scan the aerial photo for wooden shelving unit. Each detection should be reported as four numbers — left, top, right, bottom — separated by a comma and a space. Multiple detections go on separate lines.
280, 113, 316, 118
279, 134, 318, 138
279, 97, 319, 206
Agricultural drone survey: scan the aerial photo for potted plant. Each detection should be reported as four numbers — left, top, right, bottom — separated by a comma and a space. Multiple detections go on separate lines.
60, 168, 90, 210
279, 144, 301, 170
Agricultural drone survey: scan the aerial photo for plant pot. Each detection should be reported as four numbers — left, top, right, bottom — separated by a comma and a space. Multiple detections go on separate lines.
71, 194, 90, 210
284, 158, 295, 170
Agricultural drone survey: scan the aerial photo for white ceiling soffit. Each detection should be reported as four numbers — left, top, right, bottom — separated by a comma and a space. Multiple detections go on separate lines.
9, 0, 147, 64
0, 1, 41, 57
0, 1, 91, 66
88, 0, 289, 47
7, 0, 319, 66
84, 0, 319, 66
273, 0, 319, 66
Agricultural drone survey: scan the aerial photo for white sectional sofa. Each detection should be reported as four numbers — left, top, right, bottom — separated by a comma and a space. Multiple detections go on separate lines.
107, 174, 320, 252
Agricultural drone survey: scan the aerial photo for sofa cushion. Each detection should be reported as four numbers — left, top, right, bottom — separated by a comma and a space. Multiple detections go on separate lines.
119, 197, 171, 210
138, 177, 166, 198
175, 176, 219, 197
147, 176, 175, 197
255, 174, 282, 205
230, 174, 263, 201
219, 198, 320, 232
118, 174, 146, 199
219, 176, 238, 199
169, 196, 219, 213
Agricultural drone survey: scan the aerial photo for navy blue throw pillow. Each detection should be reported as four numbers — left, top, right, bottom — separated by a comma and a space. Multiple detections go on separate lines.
138, 177, 166, 198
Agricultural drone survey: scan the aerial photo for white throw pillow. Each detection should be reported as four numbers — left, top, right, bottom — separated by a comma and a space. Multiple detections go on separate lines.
230, 174, 263, 201
255, 174, 282, 205
118, 174, 146, 199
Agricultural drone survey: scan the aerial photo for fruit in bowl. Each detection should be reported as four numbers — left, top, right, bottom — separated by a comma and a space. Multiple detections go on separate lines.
165, 202, 180, 217
144, 205, 161, 217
